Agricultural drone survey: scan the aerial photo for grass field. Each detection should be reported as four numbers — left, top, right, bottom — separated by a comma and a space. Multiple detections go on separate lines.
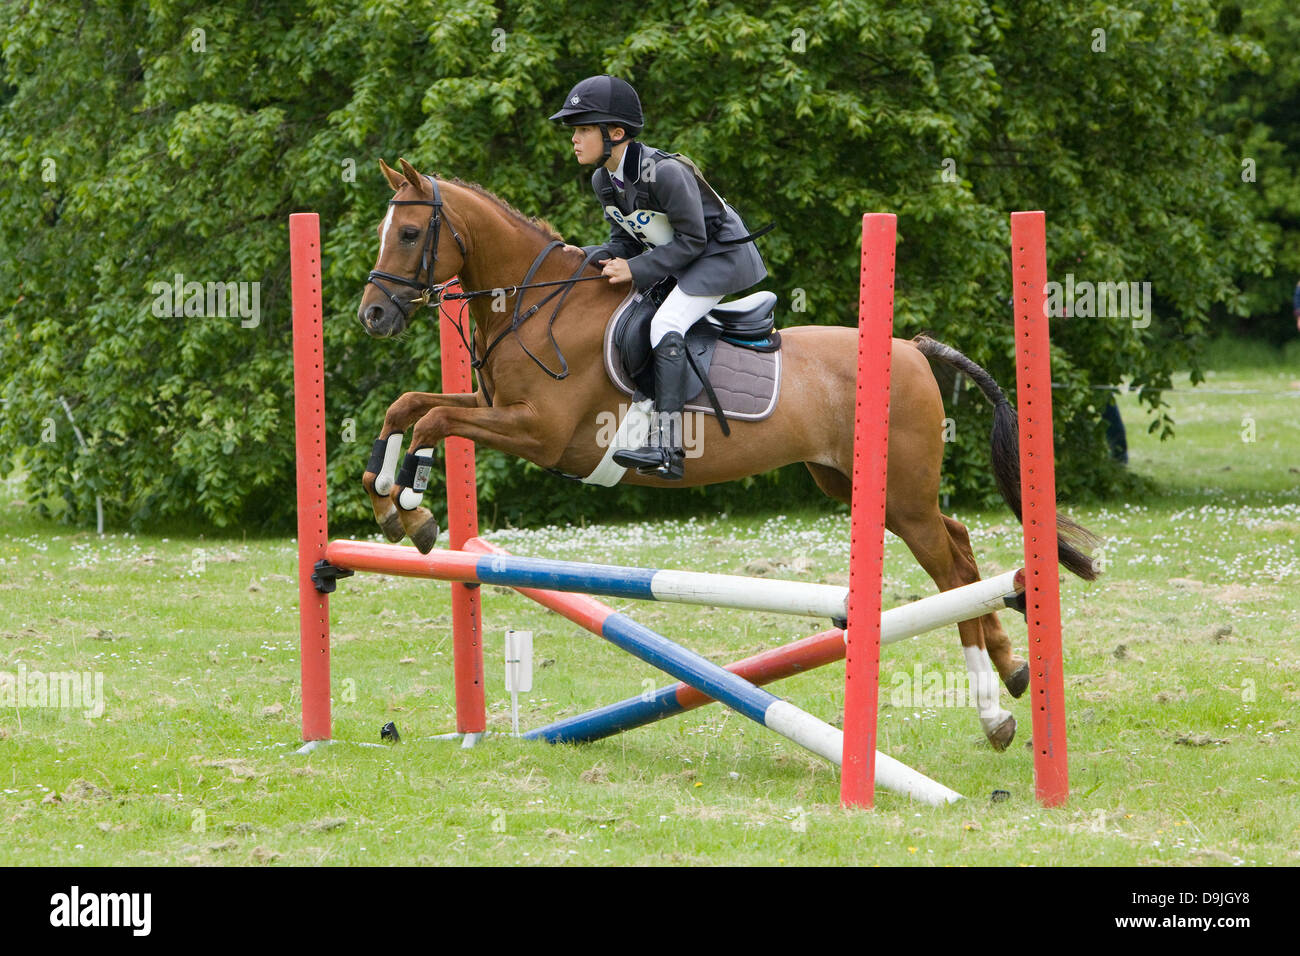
1, 343, 1297, 866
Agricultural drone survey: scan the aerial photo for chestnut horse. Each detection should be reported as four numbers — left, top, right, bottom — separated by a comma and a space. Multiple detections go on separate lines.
356, 158, 1097, 750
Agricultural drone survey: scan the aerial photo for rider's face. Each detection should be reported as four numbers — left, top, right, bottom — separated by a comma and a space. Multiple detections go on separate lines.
570, 125, 601, 164
570, 124, 625, 166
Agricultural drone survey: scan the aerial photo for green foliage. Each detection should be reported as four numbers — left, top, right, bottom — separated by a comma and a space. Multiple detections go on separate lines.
0, 0, 1282, 532
1212, 0, 1300, 343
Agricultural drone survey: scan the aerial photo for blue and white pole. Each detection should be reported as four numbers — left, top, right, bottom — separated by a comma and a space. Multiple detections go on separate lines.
328, 541, 850, 619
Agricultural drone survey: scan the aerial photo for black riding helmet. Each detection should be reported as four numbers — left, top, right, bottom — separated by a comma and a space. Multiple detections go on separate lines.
551, 75, 643, 165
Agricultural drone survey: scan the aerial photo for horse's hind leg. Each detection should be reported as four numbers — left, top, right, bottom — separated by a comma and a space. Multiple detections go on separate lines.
806, 462, 1016, 751
943, 514, 1029, 698
887, 507, 1017, 751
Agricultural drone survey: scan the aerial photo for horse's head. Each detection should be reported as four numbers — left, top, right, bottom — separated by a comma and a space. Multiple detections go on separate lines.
357, 158, 467, 338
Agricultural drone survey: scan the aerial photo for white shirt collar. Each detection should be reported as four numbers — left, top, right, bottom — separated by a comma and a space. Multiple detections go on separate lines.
611, 145, 628, 185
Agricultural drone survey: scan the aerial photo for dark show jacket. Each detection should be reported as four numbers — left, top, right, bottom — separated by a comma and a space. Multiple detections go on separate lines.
581, 141, 767, 296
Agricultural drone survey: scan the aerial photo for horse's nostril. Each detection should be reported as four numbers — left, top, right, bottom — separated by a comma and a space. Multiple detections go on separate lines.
364, 304, 385, 327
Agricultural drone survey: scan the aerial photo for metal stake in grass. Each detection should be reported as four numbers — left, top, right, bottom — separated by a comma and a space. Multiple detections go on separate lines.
504, 629, 532, 737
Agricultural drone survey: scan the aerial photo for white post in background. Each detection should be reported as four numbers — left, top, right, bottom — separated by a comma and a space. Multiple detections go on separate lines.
58, 396, 103, 535
504, 629, 533, 737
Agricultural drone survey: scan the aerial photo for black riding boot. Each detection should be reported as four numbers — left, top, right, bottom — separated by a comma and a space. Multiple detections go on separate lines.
613, 332, 688, 480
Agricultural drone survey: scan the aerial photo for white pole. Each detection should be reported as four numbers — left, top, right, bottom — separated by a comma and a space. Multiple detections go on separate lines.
58, 396, 103, 535
880, 568, 1021, 645
649, 570, 849, 618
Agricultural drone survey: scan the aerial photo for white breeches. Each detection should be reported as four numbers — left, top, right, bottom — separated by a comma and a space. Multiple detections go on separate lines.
650, 285, 723, 347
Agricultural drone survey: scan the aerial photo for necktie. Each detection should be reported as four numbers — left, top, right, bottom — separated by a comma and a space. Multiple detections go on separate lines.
612, 175, 624, 190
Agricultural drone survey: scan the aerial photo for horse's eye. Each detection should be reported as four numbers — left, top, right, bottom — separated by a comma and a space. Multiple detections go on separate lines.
400, 226, 420, 243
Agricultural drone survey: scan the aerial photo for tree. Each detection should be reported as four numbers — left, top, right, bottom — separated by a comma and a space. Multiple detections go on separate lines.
0, 0, 1276, 531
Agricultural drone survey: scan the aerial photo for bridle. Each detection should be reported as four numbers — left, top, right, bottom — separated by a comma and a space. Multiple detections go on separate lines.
365, 175, 467, 322
364, 172, 612, 398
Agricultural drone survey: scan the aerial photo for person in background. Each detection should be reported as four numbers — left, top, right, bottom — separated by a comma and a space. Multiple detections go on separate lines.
1102, 395, 1128, 465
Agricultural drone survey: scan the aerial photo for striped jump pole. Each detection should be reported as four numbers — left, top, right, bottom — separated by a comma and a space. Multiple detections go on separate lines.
321, 536, 960, 804
322, 540, 852, 620
527, 568, 1024, 744
466, 539, 960, 806
1011, 211, 1069, 806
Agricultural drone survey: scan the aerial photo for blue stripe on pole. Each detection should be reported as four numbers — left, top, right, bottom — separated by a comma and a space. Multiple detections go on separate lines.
599, 613, 777, 725
524, 685, 684, 743
473, 554, 658, 600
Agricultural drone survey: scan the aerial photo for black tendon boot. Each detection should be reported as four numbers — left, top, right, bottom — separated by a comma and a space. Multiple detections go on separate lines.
613, 331, 688, 480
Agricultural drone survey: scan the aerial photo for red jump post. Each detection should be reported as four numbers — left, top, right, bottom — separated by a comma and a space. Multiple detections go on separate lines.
841, 213, 896, 809
439, 295, 487, 738
1010, 211, 1069, 806
291, 212, 331, 743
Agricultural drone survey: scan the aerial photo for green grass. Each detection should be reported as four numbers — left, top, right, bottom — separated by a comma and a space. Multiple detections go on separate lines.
1, 348, 1297, 866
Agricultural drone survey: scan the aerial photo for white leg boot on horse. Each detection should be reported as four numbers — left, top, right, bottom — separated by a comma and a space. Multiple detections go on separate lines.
362, 391, 480, 544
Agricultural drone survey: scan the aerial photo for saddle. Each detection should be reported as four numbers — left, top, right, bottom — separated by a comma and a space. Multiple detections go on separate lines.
604, 279, 783, 429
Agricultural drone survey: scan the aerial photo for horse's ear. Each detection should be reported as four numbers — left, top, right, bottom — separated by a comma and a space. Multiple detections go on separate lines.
378, 158, 405, 191
397, 158, 428, 194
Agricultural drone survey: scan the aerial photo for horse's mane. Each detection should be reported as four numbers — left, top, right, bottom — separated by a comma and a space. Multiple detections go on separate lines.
448, 177, 565, 245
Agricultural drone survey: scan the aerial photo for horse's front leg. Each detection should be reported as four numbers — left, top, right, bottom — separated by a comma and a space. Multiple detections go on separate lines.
363, 391, 480, 542
391, 402, 557, 553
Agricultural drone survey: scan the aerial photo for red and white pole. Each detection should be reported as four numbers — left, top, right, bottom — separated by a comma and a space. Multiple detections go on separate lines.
290, 212, 331, 743
1010, 211, 1069, 806
439, 294, 487, 737
841, 213, 896, 809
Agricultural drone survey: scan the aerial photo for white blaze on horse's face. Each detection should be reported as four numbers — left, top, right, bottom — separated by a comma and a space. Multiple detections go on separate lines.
377, 204, 396, 262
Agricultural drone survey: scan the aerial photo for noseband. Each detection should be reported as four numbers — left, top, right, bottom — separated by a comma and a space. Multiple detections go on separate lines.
366, 175, 467, 321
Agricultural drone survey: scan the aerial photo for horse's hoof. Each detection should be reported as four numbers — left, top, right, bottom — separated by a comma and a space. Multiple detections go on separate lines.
379, 509, 405, 543
410, 519, 440, 555
1005, 661, 1030, 699
986, 714, 1016, 751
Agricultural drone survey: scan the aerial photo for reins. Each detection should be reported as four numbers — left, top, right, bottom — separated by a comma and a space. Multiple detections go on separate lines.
440, 241, 608, 385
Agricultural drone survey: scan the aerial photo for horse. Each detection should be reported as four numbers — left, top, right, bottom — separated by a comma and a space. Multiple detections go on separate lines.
355, 158, 1098, 751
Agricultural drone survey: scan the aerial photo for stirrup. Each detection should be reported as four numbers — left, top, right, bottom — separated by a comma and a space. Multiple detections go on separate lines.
634, 449, 683, 480
613, 443, 684, 480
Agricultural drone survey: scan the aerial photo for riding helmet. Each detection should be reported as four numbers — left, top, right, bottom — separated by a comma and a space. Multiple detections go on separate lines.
550, 75, 643, 134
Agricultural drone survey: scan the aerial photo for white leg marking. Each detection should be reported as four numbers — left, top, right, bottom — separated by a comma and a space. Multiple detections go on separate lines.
963, 644, 1012, 733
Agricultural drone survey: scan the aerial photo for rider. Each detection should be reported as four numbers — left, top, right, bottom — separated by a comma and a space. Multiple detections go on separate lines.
551, 75, 767, 480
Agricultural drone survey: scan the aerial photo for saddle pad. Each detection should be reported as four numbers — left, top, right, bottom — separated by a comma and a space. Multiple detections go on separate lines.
602, 293, 781, 422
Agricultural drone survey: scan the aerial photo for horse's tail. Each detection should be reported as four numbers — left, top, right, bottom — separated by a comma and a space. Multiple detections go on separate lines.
912, 334, 1099, 582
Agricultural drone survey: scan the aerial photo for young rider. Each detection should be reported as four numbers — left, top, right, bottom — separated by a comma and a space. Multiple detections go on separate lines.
551, 75, 767, 480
